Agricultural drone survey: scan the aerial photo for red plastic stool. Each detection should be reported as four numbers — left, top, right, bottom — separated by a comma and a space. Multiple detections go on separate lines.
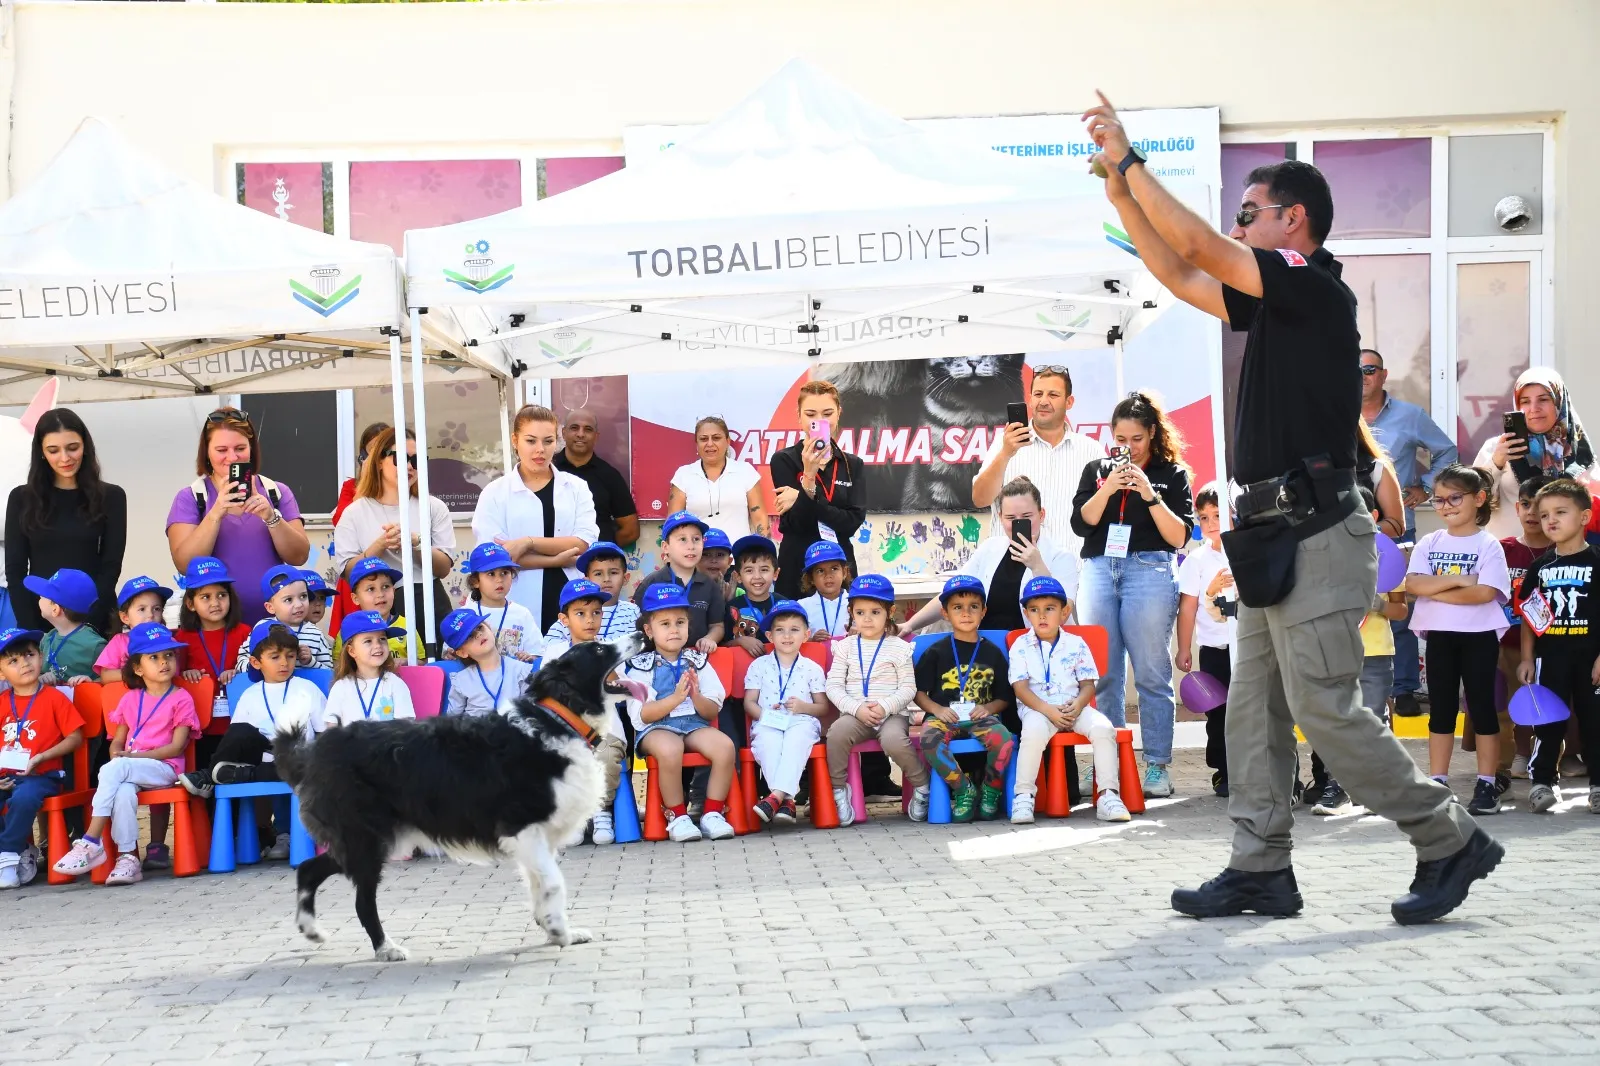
738, 745, 840, 830
642, 752, 752, 841
1037, 729, 1146, 817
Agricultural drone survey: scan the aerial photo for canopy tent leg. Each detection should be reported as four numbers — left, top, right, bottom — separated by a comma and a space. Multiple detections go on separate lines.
498, 377, 514, 476
388, 328, 420, 667
410, 307, 438, 650
1205, 326, 1231, 531
1114, 335, 1125, 406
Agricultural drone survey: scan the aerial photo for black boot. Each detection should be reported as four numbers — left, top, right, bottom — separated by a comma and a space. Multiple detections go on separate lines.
1172, 867, 1303, 919
1391, 828, 1504, 925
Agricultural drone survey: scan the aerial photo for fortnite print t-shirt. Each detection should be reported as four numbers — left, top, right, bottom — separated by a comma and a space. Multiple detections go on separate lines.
1519, 545, 1600, 653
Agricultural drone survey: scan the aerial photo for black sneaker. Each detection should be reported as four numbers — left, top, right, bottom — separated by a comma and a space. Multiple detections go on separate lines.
1311, 781, 1350, 816
1391, 827, 1504, 925
212, 762, 257, 786
1392, 693, 1424, 718
1467, 778, 1502, 816
1293, 778, 1306, 805
1212, 770, 1229, 798
752, 793, 781, 825
1172, 867, 1303, 919
1494, 771, 1512, 797
179, 769, 215, 799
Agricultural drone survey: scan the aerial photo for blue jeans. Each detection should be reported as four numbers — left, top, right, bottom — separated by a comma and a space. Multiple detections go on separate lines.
1390, 528, 1420, 696
0, 774, 62, 854
1078, 552, 1180, 764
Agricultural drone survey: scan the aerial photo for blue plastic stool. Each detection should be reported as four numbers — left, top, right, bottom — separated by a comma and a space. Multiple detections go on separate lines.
928, 737, 1012, 823
611, 771, 641, 844
209, 781, 315, 872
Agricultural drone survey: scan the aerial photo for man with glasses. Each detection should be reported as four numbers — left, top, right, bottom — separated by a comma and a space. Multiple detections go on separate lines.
553, 408, 639, 548
971, 364, 1106, 558
1361, 348, 1458, 717
1083, 93, 1498, 926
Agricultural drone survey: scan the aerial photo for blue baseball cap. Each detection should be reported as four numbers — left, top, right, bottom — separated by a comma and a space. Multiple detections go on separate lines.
939, 574, 987, 604
639, 582, 692, 615
576, 541, 628, 575
1020, 576, 1069, 606
0, 627, 44, 657
339, 610, 405, 643
847, 574, 895, 605
180, 555, 233, 589
765, 599, 809, 626
466, 542, 517, 574
22, 567, 99, 615
117, 576, 174, 609
126, 622, 185, 657
300, 570, 332, 599
731, 534, 777, 563
660, 511, 709, 539
702, 528, 733, 552
260, 563, 309, 604
803, 541, 847, 570
348, 557, 403, 587
559, 579, 608, 612
245, 619, 297, 681
438, 607, 489, 652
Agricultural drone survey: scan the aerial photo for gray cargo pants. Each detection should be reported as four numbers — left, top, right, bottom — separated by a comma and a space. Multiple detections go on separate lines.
1227, 501, 1476, 870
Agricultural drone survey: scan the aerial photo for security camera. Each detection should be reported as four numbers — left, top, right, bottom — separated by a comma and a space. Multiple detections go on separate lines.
1494, 195, 1531, 232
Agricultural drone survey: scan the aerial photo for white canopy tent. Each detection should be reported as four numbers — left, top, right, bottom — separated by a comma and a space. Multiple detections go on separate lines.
0, 118, 519, 662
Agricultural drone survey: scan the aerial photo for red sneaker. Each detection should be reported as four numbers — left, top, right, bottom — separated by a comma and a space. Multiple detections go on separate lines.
753, 793, 782, 824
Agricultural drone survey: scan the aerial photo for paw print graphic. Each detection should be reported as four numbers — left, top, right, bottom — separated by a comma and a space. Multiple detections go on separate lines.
882, 521, 908, 562
856, 521, 873, 545
418, 167, 444, 195
911, 521, 929, 544
959, 515, 981, 544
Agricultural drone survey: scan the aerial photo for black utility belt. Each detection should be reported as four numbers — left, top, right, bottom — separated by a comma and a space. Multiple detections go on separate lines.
1223, 457, 1358, 609
1235, 468, 1356, 522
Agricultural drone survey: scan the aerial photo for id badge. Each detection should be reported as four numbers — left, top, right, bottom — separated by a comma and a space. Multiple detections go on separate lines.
0, 747, 30, 773
1105, 523, 1133, 560
817, 524, 839, 544
763, 709, 794, 732
950, 701, 977, 724
1521, 588, 1555, 637
213, 694, 232, 719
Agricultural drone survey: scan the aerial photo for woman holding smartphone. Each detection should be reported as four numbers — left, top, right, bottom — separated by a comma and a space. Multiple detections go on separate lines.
166, 407, 309, 624
1474, 368, 1594, 538
771, 380, 868, 600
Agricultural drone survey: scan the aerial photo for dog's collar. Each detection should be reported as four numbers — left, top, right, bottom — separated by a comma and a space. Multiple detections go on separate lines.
537, 699, 601, 748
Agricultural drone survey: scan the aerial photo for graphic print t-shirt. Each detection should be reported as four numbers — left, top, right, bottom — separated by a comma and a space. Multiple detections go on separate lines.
1406, 529, 1511, 638
914, 637, 1013, 711
1519, 545, 1600, 654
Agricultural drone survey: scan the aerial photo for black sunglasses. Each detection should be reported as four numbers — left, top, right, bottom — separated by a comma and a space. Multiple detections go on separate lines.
1360, 365, 1383, 376
383, 449, 419, 467
1235, 203, 1290, 228
206, 408, 253, 428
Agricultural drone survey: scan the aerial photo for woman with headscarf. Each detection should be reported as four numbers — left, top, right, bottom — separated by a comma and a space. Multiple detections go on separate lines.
1474, 368, 1594, 539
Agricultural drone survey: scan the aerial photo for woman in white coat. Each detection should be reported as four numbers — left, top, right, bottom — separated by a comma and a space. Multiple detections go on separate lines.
471, 405, 599, 637
903, 476, 1076, 634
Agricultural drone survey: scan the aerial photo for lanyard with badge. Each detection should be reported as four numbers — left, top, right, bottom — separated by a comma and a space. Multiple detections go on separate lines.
855, 636, 884, 702
355, 677, 385, 720
820, 596, 843, 637
128, 687, 173, 754
1039, 637, 1059, 703
762, 654, 801, 732
949, 635, 982, 724
0, 690, 39, 772
814, 453, 841, 543
197, 629, 233, 719
475, 662, 506, 710
1104, 461, 1135, 560
45, 624, 85, 676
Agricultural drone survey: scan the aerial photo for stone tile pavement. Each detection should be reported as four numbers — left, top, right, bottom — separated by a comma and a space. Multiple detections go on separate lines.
6, 741, 1599, 1066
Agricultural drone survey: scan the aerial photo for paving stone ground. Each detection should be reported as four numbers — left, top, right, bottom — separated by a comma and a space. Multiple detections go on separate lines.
7, 740, 1599, 1066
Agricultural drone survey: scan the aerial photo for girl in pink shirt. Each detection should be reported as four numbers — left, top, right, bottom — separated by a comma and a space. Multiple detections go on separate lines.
1405, 465, 1512, 816
53, 623, 201, 886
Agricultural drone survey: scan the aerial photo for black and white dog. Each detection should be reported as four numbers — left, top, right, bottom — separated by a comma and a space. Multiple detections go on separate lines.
273, 634, 646, 962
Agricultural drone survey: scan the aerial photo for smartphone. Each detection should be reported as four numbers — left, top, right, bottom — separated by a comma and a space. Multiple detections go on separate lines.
1010, 518, 1031, 545
1006, 401, 1029, 428
1110, 445, 1132, 467
227, 461, 252, 497
809, 419, 830, 450
1503, 411, 1528, 439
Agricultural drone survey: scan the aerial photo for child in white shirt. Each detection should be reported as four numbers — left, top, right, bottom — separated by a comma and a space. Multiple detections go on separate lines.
465, 542, 542, 661
744, 601, 829, 826
319, 612, 416, 729
541, 541, 642, 658
798, 540, 852, 640
1175, 486, 1236, 797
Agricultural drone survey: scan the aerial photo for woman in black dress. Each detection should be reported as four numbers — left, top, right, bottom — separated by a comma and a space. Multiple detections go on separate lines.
5, 409, 127, 635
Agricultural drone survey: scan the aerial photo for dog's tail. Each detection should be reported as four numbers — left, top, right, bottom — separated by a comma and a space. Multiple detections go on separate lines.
271, 706, 318, 791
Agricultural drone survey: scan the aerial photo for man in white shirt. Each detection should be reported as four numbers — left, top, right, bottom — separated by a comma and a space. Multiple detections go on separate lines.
971, 366, 1107, 555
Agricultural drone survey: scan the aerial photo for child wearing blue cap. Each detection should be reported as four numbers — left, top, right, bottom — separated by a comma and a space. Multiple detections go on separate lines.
798, 541, 852, 640
0, 627, 87, 888
541, 542, 642, 660
301, 570, 334, 631
1009, 576, 1128, 823
631, 513, 725, 653
743, 601, 828, 826
321, 612, 416, 729
232, 565, 333, 673
94, 576, 175, 684
335, 558, 413, 661
697, 528, 736, 597
726, 535, 780, 657
621, 583, 734, 842
181, 620, 324, 860
174, 556, 247, 693
913, 576, 1016, 822
22, 568, 106, 685
465, 542, 541, 661
54, 623, 202, 885
439, 607, 535, 718
824, 575, 929, 825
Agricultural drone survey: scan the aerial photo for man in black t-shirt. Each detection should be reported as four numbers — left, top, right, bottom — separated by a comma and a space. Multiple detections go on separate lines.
553, 408, 639, 547
1084, 92, 1496, 926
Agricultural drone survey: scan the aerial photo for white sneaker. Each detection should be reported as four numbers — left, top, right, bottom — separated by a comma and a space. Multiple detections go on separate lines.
1509, 753, 1530, 779
592, 810, 615, 846
265, 833, 291, 861
666, 813, 702, 842
1011, 794, 1036, 824
1529, 783, 1557, 813
1079, 762, 1095, 798
0, 853, 19, 890
908, 784, 929, 822
16, 846, 40, 886
1096, 790, 1131, 822
699, 810, 735, 840
834, 787, 856, 827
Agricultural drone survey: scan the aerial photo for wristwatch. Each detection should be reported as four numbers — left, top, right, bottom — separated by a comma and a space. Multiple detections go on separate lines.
265, 508, 283, 528
1118, 146, 1148, 176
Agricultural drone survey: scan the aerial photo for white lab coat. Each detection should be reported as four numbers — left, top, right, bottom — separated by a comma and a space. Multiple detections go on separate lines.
470, 468, 599, 627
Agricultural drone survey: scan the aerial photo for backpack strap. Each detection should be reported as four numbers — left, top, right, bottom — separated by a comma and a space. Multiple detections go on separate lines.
192, 475, 281, 513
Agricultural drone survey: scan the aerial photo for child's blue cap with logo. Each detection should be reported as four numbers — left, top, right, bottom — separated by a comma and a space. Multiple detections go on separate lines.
245, 619, 297, 682
576, 541, 627, 575
438, 608, 488, 652
847, 574, 895, 605
639, 582, 692, 615
1020, 576, 1068, 605
803, 541, 847, 570
660, 511, 709, 539
731, 535, 777, 562
260, 563, 309, 604
559, 579, 607, 612
117, 576, 174, 608
702, 528, 733, 552
180, 555, 233, 589
466, 542, 517, 574
22, 567, 99, 614
126, 622, 185, 657
339, 610, 405, 643
348, 557, 403, 587
0, 627, 44, 657
300, 570, 332, 598
939, 574, 987, 604
765, 599, 808, 626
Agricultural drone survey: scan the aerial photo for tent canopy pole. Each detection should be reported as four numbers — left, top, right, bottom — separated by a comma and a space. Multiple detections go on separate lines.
410, 306, 439, 649
388, 327, 419, 667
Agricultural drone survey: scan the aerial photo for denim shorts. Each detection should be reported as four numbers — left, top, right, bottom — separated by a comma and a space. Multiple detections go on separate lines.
637, 716, 712, 742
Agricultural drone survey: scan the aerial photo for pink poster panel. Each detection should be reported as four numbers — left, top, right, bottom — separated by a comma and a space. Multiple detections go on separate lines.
348, 159, 521, 253
239, 162, 327, 232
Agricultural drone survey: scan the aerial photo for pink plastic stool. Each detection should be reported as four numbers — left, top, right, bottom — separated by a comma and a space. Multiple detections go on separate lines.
844, 739, 913, 824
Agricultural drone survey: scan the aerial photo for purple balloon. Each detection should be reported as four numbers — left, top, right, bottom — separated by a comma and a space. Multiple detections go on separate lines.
1508, 684, 1570, 727
1375, 532, 1407, 593
1180, 670, 1228, 713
